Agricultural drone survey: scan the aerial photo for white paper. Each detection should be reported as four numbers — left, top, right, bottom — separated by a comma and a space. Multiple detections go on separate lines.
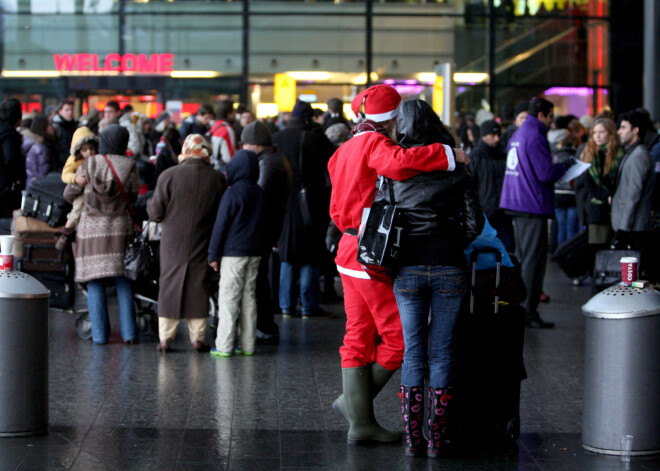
558, 160, 591, 183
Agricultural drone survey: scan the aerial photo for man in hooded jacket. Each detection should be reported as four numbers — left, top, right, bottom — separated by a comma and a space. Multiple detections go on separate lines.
0, 98, 25, 234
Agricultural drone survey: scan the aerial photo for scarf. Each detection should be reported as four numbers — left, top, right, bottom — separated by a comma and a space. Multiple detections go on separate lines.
588, 144, 623, 202
352, 119, 389, 137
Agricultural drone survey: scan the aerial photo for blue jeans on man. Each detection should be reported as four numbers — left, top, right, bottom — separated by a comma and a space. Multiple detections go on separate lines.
279, 262, 320, 315
86, 276, 137, 344
393, 266, 466, 388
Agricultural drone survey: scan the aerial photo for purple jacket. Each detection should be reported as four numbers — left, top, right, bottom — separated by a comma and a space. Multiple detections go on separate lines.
22, 131, 55, 188
499, 115, 566, 216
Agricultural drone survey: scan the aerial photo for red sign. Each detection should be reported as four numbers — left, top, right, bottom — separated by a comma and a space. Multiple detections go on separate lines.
53, 53, 174, 74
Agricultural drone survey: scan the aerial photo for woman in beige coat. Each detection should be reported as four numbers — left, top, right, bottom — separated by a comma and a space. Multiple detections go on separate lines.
64, 125, 139, 345
147, 134, 226, 353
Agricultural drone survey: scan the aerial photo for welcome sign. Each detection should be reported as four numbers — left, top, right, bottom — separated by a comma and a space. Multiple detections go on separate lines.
53, 53, 174, 74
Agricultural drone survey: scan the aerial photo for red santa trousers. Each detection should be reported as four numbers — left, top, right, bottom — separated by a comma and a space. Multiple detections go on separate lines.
339, 274, 404, 371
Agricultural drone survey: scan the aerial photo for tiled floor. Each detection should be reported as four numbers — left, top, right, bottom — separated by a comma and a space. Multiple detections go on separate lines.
1, 261, 659, 470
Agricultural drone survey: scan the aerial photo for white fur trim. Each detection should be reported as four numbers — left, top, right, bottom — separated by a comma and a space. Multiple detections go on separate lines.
443, 144, 456, 171
337, 265, 370, 279
365, 108, 398, 122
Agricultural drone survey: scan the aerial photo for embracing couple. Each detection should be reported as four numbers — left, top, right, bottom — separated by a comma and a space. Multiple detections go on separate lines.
328, 85, 483, 458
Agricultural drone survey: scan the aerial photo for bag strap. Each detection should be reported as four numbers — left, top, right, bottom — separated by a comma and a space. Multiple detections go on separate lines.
102, 154, 141, 233
385, 177, 395, 205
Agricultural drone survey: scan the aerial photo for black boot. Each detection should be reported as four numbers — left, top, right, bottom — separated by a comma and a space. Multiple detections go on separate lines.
401, 385, 426, 457
427, 387, 454, 458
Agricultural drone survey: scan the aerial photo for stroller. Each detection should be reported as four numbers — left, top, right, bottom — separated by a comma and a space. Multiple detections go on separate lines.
75, 225, 220, 341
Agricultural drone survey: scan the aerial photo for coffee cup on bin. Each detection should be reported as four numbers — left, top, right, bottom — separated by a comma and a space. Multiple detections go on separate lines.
0, 235, 15, 271
620, 256, 639, 286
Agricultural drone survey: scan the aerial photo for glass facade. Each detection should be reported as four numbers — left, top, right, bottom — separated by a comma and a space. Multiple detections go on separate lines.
0, 0, 610, 120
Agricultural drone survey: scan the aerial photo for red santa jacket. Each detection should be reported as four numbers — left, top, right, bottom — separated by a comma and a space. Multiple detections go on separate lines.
328, 129, 455, 278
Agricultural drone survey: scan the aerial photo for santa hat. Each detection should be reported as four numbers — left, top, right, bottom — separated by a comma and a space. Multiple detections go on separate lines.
351, 85, 401, 122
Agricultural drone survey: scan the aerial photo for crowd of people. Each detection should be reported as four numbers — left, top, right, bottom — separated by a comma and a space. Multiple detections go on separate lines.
0, 87, 658, 458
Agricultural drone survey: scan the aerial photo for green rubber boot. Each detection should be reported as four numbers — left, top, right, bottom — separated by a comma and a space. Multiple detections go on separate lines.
341, 366, 401, 445
332, 363, 396, 422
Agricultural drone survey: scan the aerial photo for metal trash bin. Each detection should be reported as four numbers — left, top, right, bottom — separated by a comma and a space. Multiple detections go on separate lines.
582, 284, 660, 456
0, 271, 50, 437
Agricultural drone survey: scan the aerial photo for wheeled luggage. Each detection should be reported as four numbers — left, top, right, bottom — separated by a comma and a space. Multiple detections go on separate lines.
454, 247, 527, 445
13, 232, 76, 309
21, 172, 71, 228
554, 230, 592, 279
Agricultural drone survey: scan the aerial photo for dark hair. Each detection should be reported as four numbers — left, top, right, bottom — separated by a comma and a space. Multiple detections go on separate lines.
215, 100, 234, 119
0, 98, 22, 125
327, 98, 343, 114
312, 108, 324, 119
30, 114, 50, 138
633, 107, 656, 134
198, 103, 215, 117
105, 100, 120, 112
618, 110, 645, 132
163, 127, 182, 155
21, 117, 33, 129
528, 97, 554, 118
59, 100, 74, 110
554, 115, 577, 130
75, 140, 98, 161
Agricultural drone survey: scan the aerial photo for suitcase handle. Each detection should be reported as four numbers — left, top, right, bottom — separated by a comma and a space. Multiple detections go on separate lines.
469, 247, 502, 315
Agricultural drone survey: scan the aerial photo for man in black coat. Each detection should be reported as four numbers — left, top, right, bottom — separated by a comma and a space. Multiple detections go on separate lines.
242, 120, 292, 342
0, 98, 25, 234
468, 119, 515, 251
52, 100, 79, 169
272, 100, 336, 318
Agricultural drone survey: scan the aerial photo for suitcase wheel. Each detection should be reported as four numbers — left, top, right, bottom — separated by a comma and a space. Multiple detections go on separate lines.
76, 314, 92, 340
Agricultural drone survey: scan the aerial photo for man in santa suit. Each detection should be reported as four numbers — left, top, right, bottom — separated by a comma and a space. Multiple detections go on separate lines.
328, 85, 469, 445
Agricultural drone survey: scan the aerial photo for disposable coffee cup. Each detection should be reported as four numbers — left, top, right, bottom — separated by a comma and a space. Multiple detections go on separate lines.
620, 257, 639, 286
0, 255, 13, 272
0, 235, 14, 255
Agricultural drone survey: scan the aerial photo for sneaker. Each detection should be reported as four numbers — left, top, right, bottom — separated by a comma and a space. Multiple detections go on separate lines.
256, 329, 280, 345
234, 346, 243, 355
242, 351, 254, 356
302, 308, 333, 319
281, 310, 301, 318
210, 348, 232, 357
525, 314, 555, 329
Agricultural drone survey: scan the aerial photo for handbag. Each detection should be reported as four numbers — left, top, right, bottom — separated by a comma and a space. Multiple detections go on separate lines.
102, 155, 156, 281
356, 177, 403, 270
298, 131, 314, 226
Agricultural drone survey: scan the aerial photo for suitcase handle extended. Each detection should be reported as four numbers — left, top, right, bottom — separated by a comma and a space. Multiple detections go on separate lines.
469, 247, 502, 314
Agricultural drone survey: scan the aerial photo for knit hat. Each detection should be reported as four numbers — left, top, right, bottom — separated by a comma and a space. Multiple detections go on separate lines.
480, 119, 501, 136
70, 126, 98, 155
156, 112, 170, 125
351, 85, 401, 122
291, 99, 313, 121
241, 120, 272, 146
514, 101, 529, 117
179, 134, 212, 163
579, 114, 595, 130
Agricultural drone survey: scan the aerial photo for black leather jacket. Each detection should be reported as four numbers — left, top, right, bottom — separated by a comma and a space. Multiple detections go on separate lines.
374, 100, 484, 266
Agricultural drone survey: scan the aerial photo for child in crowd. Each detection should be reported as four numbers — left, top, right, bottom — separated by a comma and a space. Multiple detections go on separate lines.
56, 126, 98, 250
208, 149, 265, 357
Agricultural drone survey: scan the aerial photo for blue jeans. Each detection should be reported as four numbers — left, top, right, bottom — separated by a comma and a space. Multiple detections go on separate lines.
555, 206, 579, 246
279, 262, 320, 314
87, 277, 137, 344
393, 266, 466, 388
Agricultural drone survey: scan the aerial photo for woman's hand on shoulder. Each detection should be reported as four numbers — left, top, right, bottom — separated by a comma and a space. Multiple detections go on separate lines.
453, 148, 469, 165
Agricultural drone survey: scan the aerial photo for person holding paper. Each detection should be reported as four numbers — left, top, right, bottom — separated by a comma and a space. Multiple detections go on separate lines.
500, 98, 574, 329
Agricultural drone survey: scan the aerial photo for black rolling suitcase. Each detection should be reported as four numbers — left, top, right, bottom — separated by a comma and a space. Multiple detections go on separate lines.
29, 271, 75, 309
553, 230, 592, 279
21, 172, 71, 228
454, 247, 527, 446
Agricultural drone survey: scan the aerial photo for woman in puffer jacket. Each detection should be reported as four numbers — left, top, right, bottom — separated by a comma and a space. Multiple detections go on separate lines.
377, 100, 484, 458
22, 114, 57, 187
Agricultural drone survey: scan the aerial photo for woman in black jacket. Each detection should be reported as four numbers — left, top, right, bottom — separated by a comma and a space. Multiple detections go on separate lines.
381, 100, 483, 458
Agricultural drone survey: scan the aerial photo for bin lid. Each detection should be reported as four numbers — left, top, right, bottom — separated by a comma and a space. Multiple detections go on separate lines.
0, 271, 50, 299
583, 285, 660, 319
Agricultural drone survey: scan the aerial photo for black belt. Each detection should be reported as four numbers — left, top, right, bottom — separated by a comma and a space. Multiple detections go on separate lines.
345, 228, 358, 236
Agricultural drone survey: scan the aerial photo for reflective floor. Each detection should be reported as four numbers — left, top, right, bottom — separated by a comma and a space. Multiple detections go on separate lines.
1, 261, 659, 470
